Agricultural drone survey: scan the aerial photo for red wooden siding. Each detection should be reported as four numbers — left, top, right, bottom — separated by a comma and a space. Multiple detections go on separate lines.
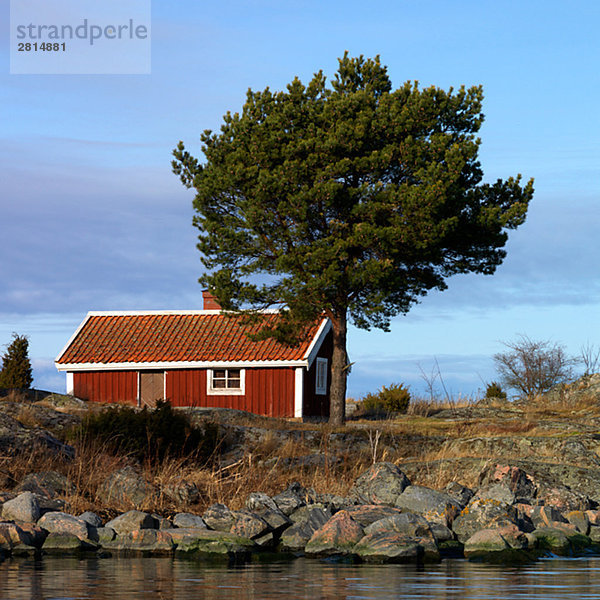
71, 352, 332, 418
303, 330, 332, 418
73, 371, 137, 405
166, 369, 204, 407
166, 367, 296, 417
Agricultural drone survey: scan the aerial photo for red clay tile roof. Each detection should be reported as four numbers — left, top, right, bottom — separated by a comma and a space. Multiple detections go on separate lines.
56, 311, 328, 366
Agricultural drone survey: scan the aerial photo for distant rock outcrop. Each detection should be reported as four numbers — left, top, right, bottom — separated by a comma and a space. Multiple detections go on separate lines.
0, 411, 74, 458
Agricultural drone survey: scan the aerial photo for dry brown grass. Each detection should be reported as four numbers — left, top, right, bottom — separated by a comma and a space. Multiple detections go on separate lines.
401, 457, 489, 490
349, 414, 483, 440
64, 439, 131, 515
188, 458, 363, 511
405, 396, 473, 417
0, 446, 63, 492
523, 392, 600, 419
0, 440, 130, 517
12, 404, 46, 429
3, 387, 598, 518
0, 429, 372, 517
485, 420, 538, 435
0, 390, 29, 403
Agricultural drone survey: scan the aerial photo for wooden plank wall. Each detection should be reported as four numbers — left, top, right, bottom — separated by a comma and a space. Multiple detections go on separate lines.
72, 367, 298, 417
303, 330, 332, 418
166, 368, 295, 417
140, 371, 164, 408
73, 371, 138, 404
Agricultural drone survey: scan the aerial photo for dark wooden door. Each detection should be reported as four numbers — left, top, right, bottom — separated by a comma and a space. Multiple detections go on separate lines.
140, 371, 164, 408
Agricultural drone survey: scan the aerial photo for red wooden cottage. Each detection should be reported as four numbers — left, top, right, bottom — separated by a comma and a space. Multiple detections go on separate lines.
54, 293, 332, 418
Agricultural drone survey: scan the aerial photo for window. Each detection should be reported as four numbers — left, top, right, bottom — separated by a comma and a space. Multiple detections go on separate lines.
207, 368, 245, 395
315, 358, 328, 395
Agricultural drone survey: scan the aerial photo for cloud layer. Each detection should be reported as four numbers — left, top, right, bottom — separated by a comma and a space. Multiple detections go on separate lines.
2, 0, 599, 398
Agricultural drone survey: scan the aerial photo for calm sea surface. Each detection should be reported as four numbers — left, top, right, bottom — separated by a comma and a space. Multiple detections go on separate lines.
1, 556, 600, 600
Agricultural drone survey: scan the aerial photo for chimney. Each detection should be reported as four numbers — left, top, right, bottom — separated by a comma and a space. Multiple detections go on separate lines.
202, 290, 222, 310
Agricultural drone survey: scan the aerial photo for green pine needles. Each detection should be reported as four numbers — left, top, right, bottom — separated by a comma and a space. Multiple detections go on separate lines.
358, 383, 411, 417
0, 333, 33, 389
485, 381, 507, 400
173, 52, 534, 425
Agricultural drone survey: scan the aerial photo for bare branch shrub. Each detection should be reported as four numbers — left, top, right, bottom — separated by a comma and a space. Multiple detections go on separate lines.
493, 335, 578, 398
580, 341, 600, 376
417, 363, 439, 401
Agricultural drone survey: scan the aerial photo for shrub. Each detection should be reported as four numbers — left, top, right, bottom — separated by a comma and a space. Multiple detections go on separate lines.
485, 381, 507, 400
357, 383, 411, 418
379, 383, 411, 412
580, 342, 600, 376
71, 401, 221, 464
493, 336, 578, 398
358, 394, 388, 418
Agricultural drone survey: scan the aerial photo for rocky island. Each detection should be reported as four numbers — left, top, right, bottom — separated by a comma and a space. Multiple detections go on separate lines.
1, 375, 600, 565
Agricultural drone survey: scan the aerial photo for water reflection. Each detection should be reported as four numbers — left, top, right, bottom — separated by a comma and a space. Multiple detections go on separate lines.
2, 556, 600, 599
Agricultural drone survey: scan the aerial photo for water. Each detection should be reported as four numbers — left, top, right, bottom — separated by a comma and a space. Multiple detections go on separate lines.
1, 556, 600, 599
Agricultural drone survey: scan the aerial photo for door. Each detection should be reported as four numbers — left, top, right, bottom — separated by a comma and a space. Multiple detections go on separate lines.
139, 371, 164, 408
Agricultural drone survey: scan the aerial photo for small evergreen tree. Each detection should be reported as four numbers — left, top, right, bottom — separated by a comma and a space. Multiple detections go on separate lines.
485, 381, 507, 400
0, 334, 33, 389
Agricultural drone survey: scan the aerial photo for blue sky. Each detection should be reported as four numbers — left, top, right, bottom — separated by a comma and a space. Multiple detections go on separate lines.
1, 0, 599, 399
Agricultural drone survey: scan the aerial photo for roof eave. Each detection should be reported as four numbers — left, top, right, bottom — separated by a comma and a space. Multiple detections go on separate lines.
303, 318, 332, 368
55, 359, 310, 371
54, 312, 93, 363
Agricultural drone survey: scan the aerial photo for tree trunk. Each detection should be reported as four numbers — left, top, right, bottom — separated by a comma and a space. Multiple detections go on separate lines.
329, 314, 348, 426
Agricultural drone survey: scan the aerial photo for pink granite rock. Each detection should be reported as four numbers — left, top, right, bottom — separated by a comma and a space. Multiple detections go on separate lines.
305, 510, 364, 556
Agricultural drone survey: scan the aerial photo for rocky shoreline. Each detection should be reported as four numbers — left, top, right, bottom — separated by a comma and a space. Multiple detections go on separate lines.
2, 460, 600, 565
3, 376, 600, 566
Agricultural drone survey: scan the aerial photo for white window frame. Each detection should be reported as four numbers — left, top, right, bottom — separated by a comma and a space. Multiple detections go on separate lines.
207, 368, 245, 395
315, 357, 328, 395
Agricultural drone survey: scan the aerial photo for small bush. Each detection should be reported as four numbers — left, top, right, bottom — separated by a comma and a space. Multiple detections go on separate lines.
71, 401, 221, 464
379, 383, 412, 412
357, 383, 411, 418
358, 394, 388, 418
485, 381, 507, 400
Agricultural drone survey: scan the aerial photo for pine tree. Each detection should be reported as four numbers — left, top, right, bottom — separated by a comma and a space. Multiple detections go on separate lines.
0, 334, 33, 389
173, 53, 534, 425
